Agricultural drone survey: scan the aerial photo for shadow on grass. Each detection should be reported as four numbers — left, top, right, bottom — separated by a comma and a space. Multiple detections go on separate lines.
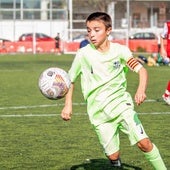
70, 159, 142, 170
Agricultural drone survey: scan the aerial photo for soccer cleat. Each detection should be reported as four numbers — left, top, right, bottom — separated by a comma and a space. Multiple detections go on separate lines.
110, 158, 122, 167
162, 94, 170, 105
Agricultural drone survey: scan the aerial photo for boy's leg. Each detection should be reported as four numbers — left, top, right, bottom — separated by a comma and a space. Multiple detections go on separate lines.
107, 151, 122, 167
162, 81, 170, 105
94, 120, 122, 167
166, 81, 170, 92
164, 81, 170, 94
120, 110, 166, 169
143, 144, 167, 170
163, 81, 170, 97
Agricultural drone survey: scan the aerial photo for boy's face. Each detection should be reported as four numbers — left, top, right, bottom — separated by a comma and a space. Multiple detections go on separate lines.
86, 20, 111, 48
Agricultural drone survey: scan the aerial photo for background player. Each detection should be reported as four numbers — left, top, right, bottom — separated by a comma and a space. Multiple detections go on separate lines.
160, 21, 170, 104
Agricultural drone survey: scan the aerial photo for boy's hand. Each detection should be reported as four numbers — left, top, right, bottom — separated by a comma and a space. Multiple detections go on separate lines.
134, 92, 146, 105
61, 106, 72, 121
135, 67, 147, 106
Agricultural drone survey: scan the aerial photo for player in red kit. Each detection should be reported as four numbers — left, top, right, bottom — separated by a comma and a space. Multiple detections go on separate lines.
162, 81, 170, 105
160, 21, 170, 62
160, 21, 170, 105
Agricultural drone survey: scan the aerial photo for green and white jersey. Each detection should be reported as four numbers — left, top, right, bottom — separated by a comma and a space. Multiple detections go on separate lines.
69, 42, 138, 125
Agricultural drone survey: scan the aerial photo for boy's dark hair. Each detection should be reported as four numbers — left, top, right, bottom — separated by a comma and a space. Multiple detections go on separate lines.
86, 12, 112, 29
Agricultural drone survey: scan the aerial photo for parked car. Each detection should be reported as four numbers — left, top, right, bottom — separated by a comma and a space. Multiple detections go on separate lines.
129, 32, 157, 40
0, 38, 11, 43
18, 33, 55, 41
73, 34, 87, 42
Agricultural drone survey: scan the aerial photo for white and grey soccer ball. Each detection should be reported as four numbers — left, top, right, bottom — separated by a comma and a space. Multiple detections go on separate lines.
38, 67, 71, 100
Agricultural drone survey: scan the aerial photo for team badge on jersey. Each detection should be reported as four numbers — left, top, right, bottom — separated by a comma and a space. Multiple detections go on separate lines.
113, 61, 121, 69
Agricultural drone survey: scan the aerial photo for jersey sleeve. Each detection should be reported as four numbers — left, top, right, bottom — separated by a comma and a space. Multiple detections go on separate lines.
126, 57, 143, 73
68, 50, 82, 83
119, 45, 142, 73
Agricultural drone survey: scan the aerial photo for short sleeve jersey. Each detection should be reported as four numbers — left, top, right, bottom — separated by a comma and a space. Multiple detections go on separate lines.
69, 42, 132, 101
68, 42, 140, 125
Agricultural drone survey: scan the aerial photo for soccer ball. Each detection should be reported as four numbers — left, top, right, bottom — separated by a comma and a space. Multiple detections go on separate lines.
38, 67, 71, 100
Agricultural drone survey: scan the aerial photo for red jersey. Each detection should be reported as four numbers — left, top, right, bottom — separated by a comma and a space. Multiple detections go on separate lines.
166, 21, 170, 57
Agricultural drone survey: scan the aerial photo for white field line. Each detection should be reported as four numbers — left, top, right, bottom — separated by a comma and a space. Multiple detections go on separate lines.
0, 102, 86, 110
0, 99, 161, 111
0, 99, 169, 118
0, 99, 170, 118
0, 112, 170, 118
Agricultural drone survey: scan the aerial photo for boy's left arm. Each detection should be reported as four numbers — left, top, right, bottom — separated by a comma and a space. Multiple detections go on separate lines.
135, 67, 148, 105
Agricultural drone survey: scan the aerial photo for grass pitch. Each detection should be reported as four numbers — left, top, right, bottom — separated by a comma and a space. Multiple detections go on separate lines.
0, 54, 169, 170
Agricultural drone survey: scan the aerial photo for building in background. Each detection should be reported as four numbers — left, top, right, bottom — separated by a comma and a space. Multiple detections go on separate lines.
0, 0, 170, 41
0, 0, 68, 41
72, 0, 170, 29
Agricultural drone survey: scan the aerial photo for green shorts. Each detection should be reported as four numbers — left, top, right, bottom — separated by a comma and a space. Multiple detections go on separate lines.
94, 109, 148, 156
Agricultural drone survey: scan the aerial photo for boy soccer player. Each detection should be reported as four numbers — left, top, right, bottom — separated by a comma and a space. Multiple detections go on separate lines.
61, 12, 167, 169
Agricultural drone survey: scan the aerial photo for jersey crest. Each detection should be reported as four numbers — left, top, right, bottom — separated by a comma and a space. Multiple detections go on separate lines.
113, 61, 121, 69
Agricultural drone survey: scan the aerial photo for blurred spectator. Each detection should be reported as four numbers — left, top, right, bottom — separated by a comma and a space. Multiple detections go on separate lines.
147, 53, 169, 66
131, 53, 169, 67
55, 33, 61, 55
147, 55, 157, 66
157, 34, 161, 53
79, 34, 90, 48
137, 55, 148, 64
160, 21, 170, 65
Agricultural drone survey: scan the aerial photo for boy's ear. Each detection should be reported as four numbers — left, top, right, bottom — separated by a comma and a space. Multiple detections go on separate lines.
107, 27, 112, 35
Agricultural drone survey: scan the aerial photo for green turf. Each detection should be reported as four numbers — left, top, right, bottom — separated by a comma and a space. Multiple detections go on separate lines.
0, 54, 169, 170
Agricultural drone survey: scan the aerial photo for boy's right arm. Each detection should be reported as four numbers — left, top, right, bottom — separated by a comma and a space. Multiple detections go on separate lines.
61, 83, 74, 121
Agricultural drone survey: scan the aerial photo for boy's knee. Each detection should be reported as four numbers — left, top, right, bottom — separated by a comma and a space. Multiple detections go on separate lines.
137, 138, 153, 152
